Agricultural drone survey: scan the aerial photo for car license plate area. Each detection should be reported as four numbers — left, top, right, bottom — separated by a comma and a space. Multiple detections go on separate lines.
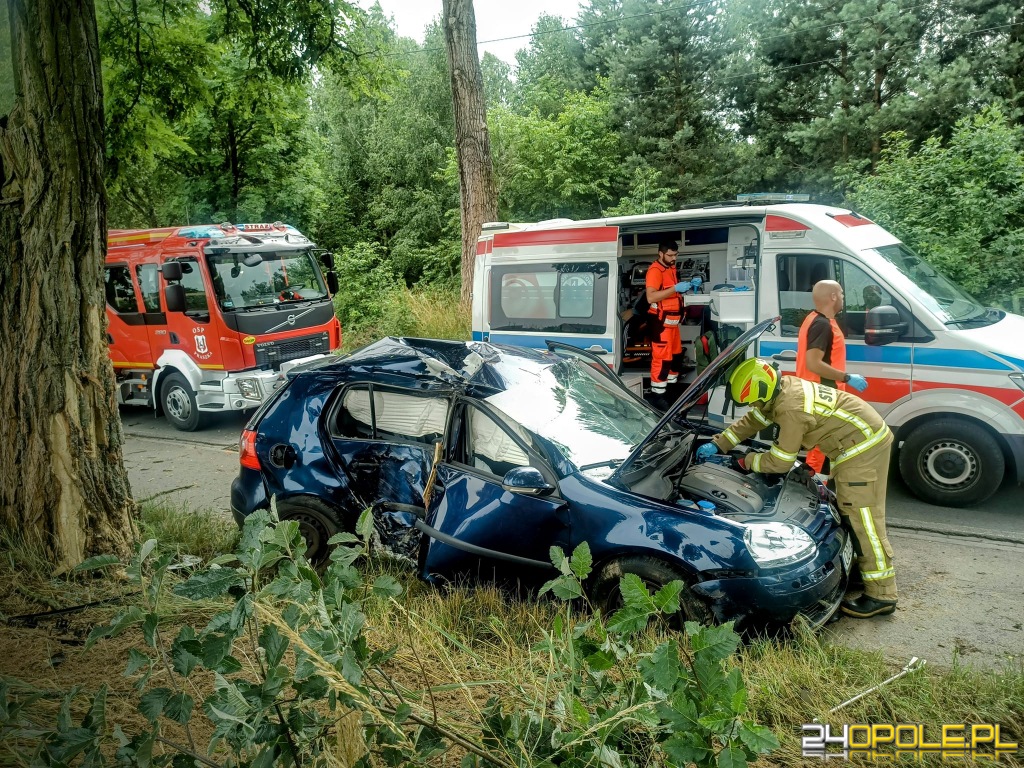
841, 536, 854, 573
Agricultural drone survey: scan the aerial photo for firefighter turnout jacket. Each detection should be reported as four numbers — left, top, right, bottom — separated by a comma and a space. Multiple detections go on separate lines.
712, 375, 890, 474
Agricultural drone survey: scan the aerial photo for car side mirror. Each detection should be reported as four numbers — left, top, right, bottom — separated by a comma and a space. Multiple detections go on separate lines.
864, 305, 907, 346
501, 466, 555, 496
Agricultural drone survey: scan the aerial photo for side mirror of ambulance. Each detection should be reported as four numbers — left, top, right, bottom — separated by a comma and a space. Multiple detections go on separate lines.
864, 305, 907, 346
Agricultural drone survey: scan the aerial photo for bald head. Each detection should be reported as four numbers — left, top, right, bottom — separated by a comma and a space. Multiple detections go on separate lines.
812, 279, 844, 317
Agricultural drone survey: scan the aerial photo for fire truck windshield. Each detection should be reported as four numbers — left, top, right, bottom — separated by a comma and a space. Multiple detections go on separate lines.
207, 249, 328, 310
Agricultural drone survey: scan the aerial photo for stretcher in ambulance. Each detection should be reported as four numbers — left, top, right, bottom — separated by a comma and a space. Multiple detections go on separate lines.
471, 203, 1024, 507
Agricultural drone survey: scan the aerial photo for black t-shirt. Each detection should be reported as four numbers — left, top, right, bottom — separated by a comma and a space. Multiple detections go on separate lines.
805, 313, 837, 388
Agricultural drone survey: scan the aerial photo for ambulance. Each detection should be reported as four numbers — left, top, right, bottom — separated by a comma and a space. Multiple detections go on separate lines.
470, 200, 1024, 507
105, 222, 341, 431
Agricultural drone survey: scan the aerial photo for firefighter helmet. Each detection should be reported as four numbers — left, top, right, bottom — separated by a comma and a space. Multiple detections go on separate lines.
728, 358, 780, 405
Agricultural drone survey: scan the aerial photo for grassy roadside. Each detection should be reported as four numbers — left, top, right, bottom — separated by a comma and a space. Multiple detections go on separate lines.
1, 507, 1021, 766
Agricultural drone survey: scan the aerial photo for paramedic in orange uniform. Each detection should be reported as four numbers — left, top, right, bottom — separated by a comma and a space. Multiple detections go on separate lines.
646, 240, 701, 408
797, 279, 868, 473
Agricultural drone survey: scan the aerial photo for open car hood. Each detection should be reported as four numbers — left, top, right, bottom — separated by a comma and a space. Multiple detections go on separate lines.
609, 316, 780, 484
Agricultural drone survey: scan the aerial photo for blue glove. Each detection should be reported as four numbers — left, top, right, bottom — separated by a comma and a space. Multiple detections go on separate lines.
695, 443, 719, 462
846, 373, 868, 392
674, 280, 693, 294
733, 285, 751, 292
690, 276, 703, 289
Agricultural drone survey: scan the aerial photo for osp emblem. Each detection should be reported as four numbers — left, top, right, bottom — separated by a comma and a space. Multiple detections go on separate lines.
194, 334, 212, 359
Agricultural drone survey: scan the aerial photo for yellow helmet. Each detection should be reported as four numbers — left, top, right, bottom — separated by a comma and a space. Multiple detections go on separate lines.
729, 358, 780, 405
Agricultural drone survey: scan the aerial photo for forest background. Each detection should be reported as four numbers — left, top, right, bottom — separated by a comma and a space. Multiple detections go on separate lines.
58, 0, 1024, 342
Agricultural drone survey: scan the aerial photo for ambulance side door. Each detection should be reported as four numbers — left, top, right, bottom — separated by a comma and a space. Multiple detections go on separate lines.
483, 226, 620, 368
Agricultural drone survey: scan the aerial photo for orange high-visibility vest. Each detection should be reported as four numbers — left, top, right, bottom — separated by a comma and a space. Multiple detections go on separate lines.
797, 310, 847, 391
646, 260, 681, 317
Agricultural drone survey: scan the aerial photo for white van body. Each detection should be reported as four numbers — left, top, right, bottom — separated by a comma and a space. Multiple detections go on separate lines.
471, 203, 1024, 507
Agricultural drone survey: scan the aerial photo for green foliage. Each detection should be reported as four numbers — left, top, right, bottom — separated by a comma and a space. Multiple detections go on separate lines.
844, 107, 1024, 304
499, 542, 779, 768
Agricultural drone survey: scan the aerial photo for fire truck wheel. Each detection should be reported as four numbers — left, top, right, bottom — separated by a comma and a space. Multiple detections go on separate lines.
899, 418, 1004, 507
161, 372, 204, 432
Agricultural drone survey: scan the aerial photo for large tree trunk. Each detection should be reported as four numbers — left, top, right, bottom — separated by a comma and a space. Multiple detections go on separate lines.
0, 0, 136, 571
441, 0, 497, 306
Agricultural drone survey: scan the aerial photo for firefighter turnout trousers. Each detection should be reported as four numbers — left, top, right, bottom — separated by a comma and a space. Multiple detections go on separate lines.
832, 429, 897, 601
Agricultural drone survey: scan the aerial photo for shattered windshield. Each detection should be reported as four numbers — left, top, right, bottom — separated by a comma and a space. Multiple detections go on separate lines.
484, 358, 662, 472
206, 249, 327, 310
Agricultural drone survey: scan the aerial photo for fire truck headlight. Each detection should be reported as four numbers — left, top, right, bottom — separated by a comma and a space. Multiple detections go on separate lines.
237, 378, 262, 400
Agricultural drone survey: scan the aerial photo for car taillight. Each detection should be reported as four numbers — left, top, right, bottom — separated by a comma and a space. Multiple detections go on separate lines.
239, 429, 261, 470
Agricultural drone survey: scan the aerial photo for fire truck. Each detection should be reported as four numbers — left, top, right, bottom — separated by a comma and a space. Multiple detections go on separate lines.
105, 222, 341, 430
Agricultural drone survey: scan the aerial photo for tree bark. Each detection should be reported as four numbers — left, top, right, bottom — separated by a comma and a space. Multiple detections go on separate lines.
0, 0, 136, 571
441, 0, 497, 306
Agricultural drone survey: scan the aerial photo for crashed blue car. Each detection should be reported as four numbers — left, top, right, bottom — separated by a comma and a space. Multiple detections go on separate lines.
231, 318, 852, 630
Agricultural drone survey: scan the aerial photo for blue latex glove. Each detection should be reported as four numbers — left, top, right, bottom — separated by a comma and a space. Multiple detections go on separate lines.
733, 285, 751, 292
846, 373, 868, 392
690, 276, 703, 289
695, 443, 719, 462
674, 280, 693, 294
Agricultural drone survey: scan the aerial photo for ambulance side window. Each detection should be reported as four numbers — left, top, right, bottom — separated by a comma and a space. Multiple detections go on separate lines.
836, 261, 894, 338
490, 263, 609, 334
135, 264, 161, 313
104, 265, 139, 314
777, 254, 839, 336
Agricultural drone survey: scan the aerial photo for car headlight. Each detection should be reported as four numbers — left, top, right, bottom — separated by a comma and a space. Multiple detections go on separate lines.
237, 378, 262, 400
744, 522, 816, 568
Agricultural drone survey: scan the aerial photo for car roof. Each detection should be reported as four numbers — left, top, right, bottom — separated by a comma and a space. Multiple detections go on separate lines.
288, 336, 558, 393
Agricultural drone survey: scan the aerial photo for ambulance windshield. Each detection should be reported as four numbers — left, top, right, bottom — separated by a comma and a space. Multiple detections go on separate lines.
871, 243, 987, 325
206, 249, 328, 310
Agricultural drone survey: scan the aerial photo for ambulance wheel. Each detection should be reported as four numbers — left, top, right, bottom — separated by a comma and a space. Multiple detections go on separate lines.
899, 419, 1004, 507
161, 372, 204, 432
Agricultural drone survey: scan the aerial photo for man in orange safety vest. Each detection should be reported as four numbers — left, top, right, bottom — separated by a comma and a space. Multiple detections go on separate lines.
645, 240, 701, 409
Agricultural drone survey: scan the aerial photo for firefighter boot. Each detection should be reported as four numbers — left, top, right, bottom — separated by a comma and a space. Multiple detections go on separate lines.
841, 594, 897, 618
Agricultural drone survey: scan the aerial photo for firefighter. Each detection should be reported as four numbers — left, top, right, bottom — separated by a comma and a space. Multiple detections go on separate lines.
645, 240, 701, 408
796, 279, 867, 475
695, 358, 897, 619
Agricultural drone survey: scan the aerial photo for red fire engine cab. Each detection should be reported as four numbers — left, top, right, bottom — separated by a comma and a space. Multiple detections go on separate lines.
105, 222, 341, 431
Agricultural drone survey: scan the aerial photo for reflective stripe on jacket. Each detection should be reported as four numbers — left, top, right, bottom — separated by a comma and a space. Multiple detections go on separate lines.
712, 376, 890, 474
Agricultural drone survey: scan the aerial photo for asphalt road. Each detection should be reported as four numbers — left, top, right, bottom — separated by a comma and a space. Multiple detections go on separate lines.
120, 407, 1024, 669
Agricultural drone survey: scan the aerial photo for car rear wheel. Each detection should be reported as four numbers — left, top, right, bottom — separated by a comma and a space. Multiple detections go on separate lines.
278, 497, 342, 565
590, 555, 712, 626
898, 419, 1004, 507
161, 372, 205, 432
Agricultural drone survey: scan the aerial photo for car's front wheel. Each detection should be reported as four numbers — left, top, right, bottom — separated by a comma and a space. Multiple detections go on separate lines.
277, 497, 342, 565
590, 555, 712, 626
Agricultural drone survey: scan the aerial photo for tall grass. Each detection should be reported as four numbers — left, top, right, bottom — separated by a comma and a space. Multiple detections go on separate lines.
341, 284, 470, 352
